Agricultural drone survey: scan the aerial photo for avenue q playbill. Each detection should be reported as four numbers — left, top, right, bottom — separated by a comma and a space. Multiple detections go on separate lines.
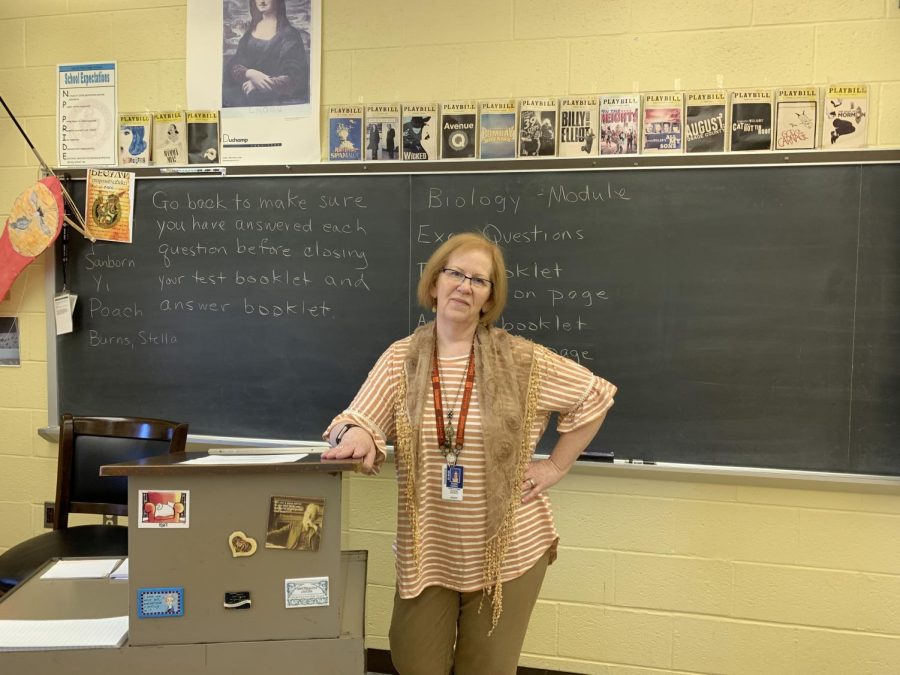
186, 0, 321, 164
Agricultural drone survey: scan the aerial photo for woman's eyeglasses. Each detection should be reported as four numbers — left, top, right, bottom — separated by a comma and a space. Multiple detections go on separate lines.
441, 268, 492, 289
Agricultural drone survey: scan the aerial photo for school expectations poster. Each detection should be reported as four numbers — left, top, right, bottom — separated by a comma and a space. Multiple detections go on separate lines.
57, 62, 118, 167
186, 0, 321, 165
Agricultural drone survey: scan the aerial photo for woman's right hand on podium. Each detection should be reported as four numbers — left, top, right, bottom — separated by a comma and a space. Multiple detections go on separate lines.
322, 426, 379, 475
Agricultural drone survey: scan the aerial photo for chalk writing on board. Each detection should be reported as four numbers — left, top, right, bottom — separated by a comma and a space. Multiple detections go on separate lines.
426, 187, 521, 214
234, 219, 312, 232
84, 251, 135, 269
508, 261, 563, 279
89, 299, 142, 318
549, 289, 608, 306
89, 330, 133, 347
544, 182, 630, 205
81, 186, 381, 354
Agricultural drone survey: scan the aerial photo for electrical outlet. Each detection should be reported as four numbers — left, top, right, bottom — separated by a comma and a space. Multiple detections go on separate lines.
103, 514, 117, 526
43, 502, 55, 528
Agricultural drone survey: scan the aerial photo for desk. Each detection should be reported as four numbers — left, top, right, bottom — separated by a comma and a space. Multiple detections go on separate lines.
102, 453, 357, 646
0, 553, 366, 674
0, 452, 367, 674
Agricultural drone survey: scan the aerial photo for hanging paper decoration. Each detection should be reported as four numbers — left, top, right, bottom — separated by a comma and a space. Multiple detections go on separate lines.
0, 176, 65, 299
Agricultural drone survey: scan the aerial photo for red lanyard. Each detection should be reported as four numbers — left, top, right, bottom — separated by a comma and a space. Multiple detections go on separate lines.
431, 343, 476, 455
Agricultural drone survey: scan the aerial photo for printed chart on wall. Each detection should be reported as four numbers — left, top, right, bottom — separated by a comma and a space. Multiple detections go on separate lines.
57, 62, 117, 167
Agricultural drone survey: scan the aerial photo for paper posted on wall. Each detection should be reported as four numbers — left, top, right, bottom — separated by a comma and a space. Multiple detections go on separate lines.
57, 62, 118, 167
84, 169, 135, 243
0, 317, 20, 366
186, 0, 321, 165
54, 291, 77, 335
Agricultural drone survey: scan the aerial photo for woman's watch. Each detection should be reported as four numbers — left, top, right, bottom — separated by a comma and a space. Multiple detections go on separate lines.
335, 423, 359, 445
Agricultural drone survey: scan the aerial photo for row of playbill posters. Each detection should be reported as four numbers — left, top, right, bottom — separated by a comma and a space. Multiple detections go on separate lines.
327, 85, 867, 161
117, 111, 221, 166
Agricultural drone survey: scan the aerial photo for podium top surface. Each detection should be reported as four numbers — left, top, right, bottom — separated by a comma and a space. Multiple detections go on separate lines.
99, 452, 360, 476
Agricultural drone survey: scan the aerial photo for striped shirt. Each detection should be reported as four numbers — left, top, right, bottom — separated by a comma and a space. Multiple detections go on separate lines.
327, 334, 616, 599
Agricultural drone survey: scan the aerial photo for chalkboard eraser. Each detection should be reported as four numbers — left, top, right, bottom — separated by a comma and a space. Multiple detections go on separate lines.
581, 451, 614, 463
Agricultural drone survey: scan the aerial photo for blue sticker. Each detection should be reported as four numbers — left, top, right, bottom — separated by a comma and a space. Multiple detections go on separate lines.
137, 586, 184, 618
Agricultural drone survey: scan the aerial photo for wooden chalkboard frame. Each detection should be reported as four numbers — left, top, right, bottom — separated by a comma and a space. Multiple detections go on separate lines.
45, 150, 900, 480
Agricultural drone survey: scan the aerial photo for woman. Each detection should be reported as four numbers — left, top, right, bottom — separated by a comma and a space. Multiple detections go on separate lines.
223, 0, 310, 108
323, 233, 615, 674
164, 123, 180, 147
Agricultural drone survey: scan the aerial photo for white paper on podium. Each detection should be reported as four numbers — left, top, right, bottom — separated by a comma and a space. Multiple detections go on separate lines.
0, 615, 128, 651
181, 453, 308, 465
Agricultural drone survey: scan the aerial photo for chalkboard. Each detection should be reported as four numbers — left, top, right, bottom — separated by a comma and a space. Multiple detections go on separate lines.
56, 161, 900, 476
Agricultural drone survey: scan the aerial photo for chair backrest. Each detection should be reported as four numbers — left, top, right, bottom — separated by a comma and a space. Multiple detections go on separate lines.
54, 414, 189, 529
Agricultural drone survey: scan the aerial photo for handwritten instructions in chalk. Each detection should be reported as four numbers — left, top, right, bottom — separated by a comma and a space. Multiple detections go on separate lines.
60, 175, 410, 439
412, 178, 630, 366
56, 165, 900, 475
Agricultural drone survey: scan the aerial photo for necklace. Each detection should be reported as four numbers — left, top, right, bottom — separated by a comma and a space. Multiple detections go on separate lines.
438, 357, 466, 442
431, 340, 476, 466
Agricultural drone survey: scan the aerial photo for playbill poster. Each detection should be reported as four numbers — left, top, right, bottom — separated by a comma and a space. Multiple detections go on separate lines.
186, 0, 321, 164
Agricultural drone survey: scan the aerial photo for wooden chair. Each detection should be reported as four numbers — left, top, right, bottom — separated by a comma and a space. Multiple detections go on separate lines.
0, 414, 188, 593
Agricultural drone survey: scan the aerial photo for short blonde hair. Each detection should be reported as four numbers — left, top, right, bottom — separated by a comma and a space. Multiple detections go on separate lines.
416, 232, 508, 326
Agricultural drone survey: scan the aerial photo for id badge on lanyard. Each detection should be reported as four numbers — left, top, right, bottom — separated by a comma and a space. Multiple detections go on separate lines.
442, 464, 464, 501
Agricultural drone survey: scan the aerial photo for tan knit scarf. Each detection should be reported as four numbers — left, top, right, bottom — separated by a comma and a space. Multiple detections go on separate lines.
395, 322, 540, 632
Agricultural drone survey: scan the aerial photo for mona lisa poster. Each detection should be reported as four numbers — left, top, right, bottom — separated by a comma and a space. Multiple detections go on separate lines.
187, 0, 320, 164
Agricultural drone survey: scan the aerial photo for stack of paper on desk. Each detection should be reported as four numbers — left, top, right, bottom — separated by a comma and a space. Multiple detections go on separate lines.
0, 616, 128, 651
39, 558, 122, 580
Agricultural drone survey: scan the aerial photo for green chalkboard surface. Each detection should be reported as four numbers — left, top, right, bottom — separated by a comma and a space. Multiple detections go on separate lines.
56, 161, 900, 475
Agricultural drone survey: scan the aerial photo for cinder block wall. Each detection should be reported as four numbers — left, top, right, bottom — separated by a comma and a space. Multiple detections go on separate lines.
1, 2, 898, 673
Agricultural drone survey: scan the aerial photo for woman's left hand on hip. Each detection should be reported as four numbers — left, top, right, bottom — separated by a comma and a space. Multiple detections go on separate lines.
521, 458, 565, 504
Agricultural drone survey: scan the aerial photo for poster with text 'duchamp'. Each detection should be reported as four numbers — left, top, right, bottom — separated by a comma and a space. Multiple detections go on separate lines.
186, 0, 321, 165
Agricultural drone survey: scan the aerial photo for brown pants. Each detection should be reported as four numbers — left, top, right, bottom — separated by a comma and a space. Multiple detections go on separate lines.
388, 550, 550, 675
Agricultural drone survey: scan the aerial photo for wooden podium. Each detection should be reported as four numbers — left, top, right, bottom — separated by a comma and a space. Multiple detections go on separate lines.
0, 453, 367, 674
